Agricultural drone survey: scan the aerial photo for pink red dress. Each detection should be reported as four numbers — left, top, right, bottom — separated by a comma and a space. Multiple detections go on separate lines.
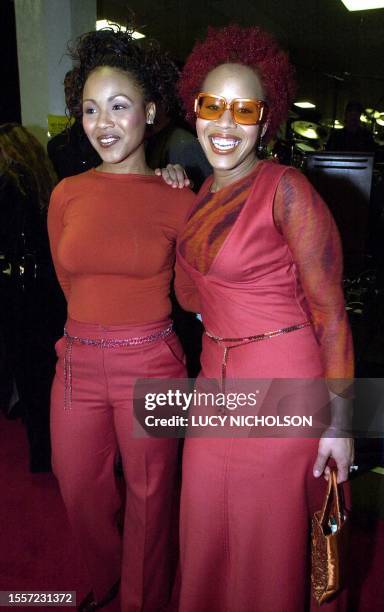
176, 161, 348, 611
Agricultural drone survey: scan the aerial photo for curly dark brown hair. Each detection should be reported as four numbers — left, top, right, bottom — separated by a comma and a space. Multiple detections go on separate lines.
178, 24, 296, 141
66, 28, 180, 120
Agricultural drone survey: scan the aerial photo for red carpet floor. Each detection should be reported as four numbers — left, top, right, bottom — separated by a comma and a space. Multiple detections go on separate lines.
0, 413, 383, 611
0, 414, 89, 610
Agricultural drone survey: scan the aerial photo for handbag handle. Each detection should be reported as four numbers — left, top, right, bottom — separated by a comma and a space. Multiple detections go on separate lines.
319, 469, 343, 530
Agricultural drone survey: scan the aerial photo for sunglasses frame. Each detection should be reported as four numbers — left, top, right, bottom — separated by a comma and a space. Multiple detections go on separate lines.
194, 93, 268, 125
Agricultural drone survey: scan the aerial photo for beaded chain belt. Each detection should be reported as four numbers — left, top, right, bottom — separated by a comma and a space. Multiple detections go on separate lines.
205, 320, 312, 392
63, 323, 174, 409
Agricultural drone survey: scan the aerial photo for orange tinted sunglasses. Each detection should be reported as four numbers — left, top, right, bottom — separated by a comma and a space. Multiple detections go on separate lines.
194, 93, 268, 125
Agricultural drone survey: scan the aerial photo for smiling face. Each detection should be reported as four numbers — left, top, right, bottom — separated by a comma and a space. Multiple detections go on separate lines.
82, 66, 155, 173
196, 63, 266, 182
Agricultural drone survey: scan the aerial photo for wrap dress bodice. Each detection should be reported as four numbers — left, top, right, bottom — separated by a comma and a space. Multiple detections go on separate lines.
177, 160, 323, 379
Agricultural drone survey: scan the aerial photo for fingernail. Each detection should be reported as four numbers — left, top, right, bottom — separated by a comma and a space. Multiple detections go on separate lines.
314, 470, 320, 477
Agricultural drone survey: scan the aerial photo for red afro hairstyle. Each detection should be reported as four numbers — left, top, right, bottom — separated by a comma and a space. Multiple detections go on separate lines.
178, 24, 296, 141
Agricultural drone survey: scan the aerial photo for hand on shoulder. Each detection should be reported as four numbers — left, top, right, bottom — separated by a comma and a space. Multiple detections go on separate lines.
155, 164, 191, 189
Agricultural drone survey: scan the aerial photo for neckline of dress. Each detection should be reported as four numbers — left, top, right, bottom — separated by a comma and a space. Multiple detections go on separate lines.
208, 159, 266, 194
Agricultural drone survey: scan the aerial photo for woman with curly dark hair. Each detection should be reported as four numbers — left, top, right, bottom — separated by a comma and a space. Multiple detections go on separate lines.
172, 24, 354, 611
47, 29, 195, 612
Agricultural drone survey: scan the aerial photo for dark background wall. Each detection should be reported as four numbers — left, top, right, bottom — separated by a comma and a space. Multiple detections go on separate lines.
97, 0, 384, 128
0, 0, 21, 124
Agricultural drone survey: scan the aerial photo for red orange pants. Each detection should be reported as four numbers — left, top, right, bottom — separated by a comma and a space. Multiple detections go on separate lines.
50, 318, 185, 611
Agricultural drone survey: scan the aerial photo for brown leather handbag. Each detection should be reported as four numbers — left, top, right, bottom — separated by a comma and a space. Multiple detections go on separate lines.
311, 469, 348, 605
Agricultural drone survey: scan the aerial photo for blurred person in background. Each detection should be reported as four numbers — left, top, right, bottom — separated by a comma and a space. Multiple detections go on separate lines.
326, 100, 376, 152
0, 123, 65, 471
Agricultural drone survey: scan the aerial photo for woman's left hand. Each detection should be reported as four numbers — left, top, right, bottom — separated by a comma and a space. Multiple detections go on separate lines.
313, 432, 354, 483
155, 164, 191, 188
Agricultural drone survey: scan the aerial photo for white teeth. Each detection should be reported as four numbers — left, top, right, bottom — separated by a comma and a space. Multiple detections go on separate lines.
99, 137, 119, 145
211, 137, 240, 151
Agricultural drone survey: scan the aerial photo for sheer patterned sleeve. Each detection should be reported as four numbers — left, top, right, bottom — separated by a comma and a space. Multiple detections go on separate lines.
273, 167, 354, 384
47, 180, 71, 301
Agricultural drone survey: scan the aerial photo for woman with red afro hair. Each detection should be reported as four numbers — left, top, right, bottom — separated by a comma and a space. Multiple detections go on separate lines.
171, 24, 354, 612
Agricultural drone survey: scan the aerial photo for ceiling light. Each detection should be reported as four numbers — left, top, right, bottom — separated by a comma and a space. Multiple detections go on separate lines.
95, 20, 145, 38
340, 1, 384, 11
294, 101, 316, 109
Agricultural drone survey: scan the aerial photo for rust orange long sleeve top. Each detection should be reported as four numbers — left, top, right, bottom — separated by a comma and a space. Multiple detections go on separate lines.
48, 169, 196, 325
